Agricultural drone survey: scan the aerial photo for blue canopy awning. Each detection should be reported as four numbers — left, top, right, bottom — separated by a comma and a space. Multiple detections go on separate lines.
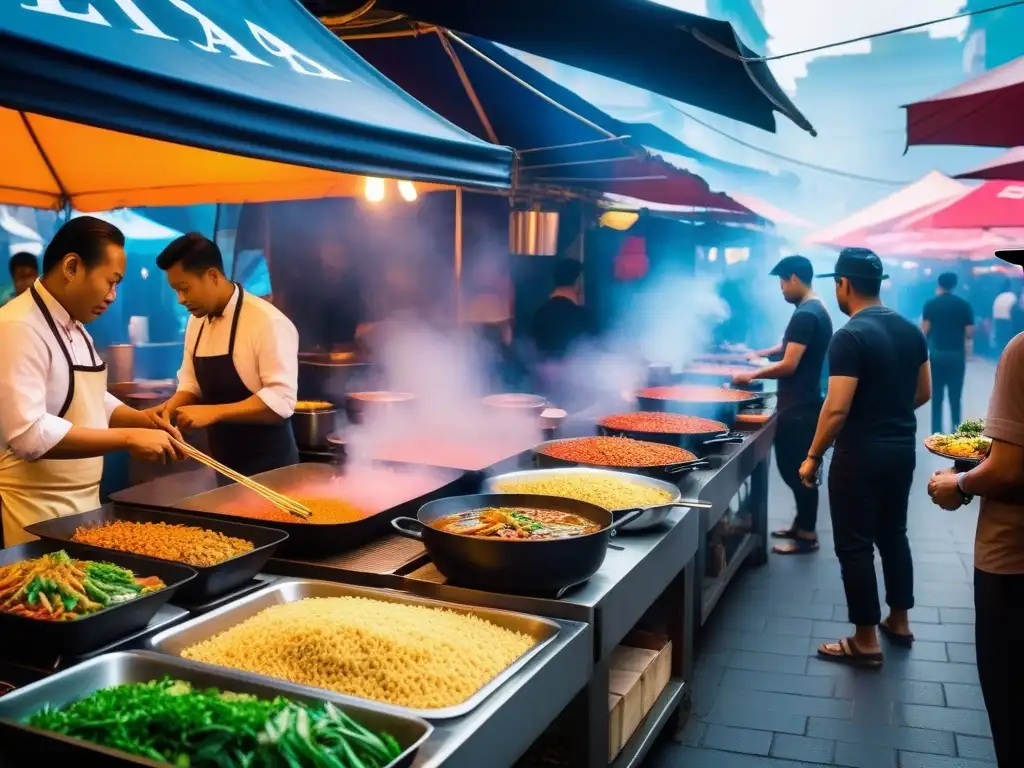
308, 0, 814, 136
0, 0, 512, 210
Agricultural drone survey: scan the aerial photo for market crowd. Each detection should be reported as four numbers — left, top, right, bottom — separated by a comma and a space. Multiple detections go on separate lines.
732, 246, 1021, 767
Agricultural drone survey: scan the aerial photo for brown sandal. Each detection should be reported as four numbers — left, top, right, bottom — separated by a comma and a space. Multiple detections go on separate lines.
817, 637, 883, 669
773, 538, 819, 555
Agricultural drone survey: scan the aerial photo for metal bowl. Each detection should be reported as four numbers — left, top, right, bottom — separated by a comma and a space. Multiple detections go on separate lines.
344, 391, 415, 425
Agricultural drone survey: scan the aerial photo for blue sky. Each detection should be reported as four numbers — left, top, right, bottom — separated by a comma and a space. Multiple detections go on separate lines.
657, 0, 969, 90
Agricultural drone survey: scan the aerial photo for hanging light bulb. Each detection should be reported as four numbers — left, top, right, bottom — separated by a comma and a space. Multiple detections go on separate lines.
364, 177, 385, 203
397, 180, 418, 202
599, 210, 638, 231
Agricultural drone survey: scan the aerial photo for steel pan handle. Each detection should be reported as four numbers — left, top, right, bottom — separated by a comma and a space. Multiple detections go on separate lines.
608, 508, 645, 536
701, 432, 745, 446
661, 499, 713, 510
665, 459, 711, 475
390, 517, 426, 541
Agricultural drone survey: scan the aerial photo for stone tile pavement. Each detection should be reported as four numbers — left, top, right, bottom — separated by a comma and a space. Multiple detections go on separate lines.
646, 361, 999, 767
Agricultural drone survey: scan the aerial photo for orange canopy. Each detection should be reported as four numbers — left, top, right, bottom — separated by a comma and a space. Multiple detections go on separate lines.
1, 109, 451, 212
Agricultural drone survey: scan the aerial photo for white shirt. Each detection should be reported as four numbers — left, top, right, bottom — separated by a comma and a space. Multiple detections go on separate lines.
993, 291, 1017, 321
176, 286, 298, 419
0, 281, 123, 460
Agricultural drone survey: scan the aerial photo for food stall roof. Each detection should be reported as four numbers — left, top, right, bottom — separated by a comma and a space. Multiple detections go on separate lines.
308, 0, 815, 136
955, 146, 1024, 181
804, 171, 971, 248
0, 0, 513, 211
346, 32, 749, 211
908, 180, 1024, 230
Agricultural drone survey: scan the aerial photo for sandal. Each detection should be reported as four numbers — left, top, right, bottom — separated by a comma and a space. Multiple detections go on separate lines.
773, 538, 819, 555
817, 637, 883, 669
878, 620, 914, 648
771, 527, 798, 539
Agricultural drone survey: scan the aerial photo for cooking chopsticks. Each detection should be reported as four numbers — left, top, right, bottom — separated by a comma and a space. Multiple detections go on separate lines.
171, 438, 312, 520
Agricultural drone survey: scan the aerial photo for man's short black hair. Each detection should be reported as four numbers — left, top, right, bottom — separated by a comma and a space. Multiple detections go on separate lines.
938, 272, 958, 291
770, 254, 813, 284
8, 251, 39, 278
552, 257, 582, 288
838, 275, 882, 298
42, 216, 125, 274
156, 233, 224, 274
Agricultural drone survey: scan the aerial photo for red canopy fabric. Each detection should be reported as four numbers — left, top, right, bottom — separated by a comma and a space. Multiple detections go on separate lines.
730, 193, 817, 229
804, 171, 968, 247
905, 56, 1024, 148
909, 181, 1024, 229
863, 229, 1021, 258
593, 156, 752, 214
956, 147, 1024, 181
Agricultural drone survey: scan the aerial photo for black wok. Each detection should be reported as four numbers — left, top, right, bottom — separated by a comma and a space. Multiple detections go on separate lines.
532, 437, 710, 477
636, 386, 763, 427
597, 419, 744, 456
391, 494, 642, 592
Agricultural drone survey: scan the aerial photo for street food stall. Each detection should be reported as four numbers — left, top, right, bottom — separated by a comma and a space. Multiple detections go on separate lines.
0, 3, 783, 768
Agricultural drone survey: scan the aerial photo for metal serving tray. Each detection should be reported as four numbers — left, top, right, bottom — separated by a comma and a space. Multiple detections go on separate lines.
148, 578, 560, 719
25, 505, 288, 606
0, 651, 431, 768
173, 463, 466, 557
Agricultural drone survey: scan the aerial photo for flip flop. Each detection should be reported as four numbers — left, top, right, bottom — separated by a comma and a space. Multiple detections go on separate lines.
878, 620, 914, 648
773, 538, 819, 555
771, 527, 798, 539
817, 637, 883, 669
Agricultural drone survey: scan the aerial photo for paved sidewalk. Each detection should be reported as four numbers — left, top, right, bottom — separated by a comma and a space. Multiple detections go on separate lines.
647, 361, 998, 767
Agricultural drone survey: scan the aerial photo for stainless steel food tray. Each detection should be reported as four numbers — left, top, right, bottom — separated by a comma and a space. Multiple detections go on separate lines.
148, 578, 560, 719
0, 651, 432, 768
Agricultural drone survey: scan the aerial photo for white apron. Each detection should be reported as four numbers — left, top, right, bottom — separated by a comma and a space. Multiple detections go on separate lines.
0, 286, 107, 546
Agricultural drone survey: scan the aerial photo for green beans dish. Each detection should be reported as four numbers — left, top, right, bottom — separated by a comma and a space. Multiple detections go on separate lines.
26, 677, 404, 768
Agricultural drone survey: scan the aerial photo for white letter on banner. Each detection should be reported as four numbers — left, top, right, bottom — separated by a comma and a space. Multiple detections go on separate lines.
246, 21, 348, 81
112, 0, 177, 40
21, 0, 109, 26
167, 0, 269, 66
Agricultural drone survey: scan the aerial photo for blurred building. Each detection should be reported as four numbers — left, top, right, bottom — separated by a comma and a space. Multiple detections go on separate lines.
962, 0, 1024, 74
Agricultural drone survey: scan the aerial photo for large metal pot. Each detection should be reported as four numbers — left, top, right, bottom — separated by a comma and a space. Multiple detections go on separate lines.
291, 406, 338, 451
482, 393, 547, 415
391, 493, 641, 592
344, 391, 415, 425
484, 468, 709, 532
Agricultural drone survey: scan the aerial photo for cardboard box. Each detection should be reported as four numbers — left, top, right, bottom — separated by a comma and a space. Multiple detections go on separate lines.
608, 667, 643, 749
623, 631, 673, 714
608, 694, 624, 761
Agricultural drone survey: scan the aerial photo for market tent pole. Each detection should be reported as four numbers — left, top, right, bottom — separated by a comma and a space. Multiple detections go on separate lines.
455, 186, 464, 325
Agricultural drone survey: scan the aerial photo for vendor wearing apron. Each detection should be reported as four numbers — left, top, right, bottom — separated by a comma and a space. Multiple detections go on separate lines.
155, 234, 299, 481
0, 217, 183, 546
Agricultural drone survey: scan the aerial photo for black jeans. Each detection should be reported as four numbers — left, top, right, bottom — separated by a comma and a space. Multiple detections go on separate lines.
930, 351, 966, 434
774, 404, 821, 533
975, 569, 1024, 767
828, 445, 915, 626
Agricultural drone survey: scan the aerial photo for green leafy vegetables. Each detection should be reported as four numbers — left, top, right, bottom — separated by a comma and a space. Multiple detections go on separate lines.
27, 678, 404, 767
955, 418, 985, 437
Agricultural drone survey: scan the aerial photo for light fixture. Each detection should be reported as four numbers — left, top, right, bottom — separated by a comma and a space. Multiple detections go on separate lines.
140, 267, 149, 280
397, 180, 418, 202
599, 210, 639, 231
364, 177, 385, 203
707, 247, 718, 263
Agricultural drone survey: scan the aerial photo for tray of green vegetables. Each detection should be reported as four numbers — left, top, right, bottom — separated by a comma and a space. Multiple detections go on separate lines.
0, 651, 431, 767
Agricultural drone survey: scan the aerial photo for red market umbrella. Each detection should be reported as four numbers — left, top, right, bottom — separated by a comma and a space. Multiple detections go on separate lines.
863, 229, 1021, 258
955, 147, 1024, 181
905, 56, 1024, 148
909, 181, 1024, 229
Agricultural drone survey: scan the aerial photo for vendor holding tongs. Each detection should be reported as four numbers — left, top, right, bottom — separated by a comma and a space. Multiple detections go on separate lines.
153, 234, 300, 482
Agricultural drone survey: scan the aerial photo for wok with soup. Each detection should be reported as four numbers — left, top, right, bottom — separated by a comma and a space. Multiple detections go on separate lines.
392, 494, 641, 592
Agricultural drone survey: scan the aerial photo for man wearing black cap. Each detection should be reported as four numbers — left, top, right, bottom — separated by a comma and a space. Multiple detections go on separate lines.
800, 248, 931, 668
733, 255, 832, 554
928, 247, 1024, 766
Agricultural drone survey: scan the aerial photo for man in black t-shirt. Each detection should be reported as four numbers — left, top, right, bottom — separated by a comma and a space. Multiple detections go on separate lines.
800, 248, 931, 669
733, 255, 832, 555
921, 272, 974, 434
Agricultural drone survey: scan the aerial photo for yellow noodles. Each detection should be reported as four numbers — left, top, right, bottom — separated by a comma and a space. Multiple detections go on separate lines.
497, 474, 672, 510
181, 597, 535, 709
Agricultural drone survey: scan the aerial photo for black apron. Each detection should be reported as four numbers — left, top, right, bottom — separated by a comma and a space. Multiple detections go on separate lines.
192, 285, 298, 483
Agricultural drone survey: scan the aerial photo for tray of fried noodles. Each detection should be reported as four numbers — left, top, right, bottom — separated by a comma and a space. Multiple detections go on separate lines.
924, 419, 990, 464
